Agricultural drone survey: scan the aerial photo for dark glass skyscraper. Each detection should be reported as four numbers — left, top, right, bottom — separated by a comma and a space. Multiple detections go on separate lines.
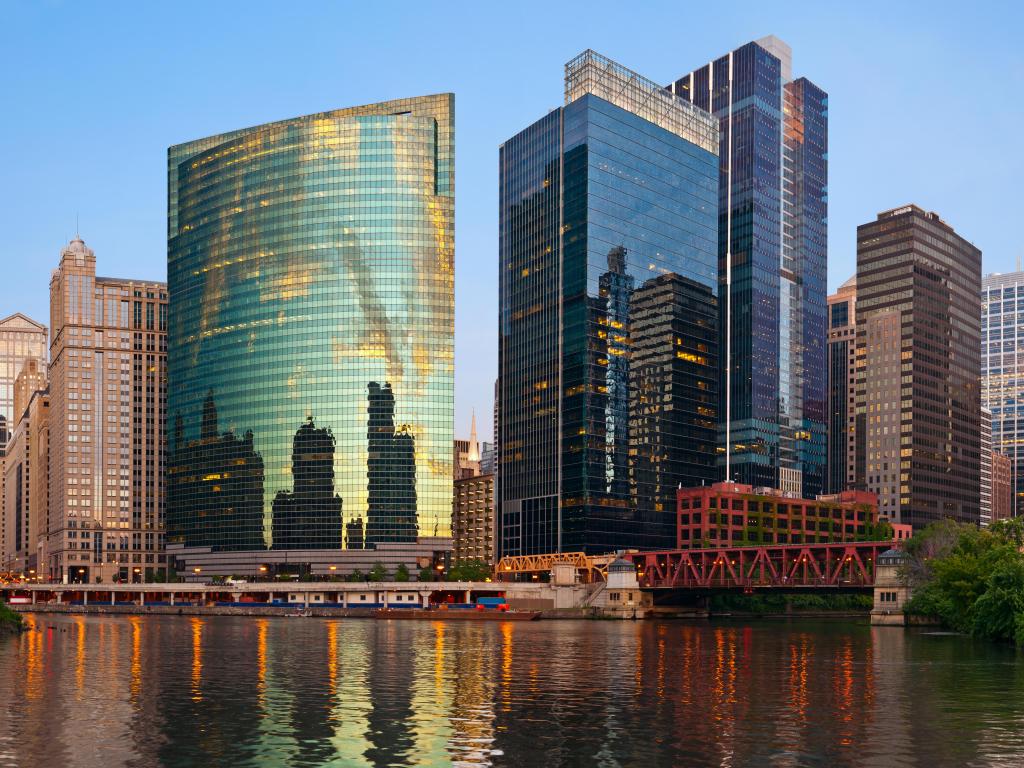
166, 95, 454, 574
498, 51, 720, 556
669, 36, 828, 498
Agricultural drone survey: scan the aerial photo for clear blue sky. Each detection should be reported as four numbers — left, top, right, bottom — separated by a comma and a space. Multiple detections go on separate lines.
2, 1, 1021, 442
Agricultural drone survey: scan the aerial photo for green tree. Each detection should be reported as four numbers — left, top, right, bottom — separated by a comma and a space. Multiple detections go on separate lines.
418, 566, 434, 582
868, 520, 894, 542
446, 559, 492, 581
368, 562, 387, 582
906, 519, 1024, 645
394, 563, 410, 582
347, 569, 365, 583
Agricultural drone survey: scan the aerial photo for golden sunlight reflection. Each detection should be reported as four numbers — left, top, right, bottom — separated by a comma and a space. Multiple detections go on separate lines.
190, 617, 203, 702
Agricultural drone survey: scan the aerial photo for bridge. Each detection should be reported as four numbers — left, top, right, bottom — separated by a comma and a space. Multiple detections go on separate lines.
495, 551, 618, 582
627, 541, 892, 591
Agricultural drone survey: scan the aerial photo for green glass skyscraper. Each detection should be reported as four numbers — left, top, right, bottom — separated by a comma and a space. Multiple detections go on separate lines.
166, 95, 454, 575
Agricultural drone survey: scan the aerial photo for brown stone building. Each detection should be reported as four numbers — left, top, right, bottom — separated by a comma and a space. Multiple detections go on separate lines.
1, 382, 48, 575
992, 451, 1013, 524
47, 237, 167, 583
855, 205, 981, 529
452, 473, 495, 563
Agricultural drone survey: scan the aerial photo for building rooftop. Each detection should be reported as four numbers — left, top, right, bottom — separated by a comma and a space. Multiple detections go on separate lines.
564, 50, 719, 154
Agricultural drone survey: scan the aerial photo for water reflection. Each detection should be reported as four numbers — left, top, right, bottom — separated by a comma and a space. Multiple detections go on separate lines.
1, 617, 1023, 767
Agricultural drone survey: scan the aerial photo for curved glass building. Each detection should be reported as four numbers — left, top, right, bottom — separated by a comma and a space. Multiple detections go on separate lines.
166, 95, 454, 574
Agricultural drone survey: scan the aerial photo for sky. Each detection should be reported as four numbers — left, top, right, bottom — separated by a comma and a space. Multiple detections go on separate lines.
1, 0, 1021, 443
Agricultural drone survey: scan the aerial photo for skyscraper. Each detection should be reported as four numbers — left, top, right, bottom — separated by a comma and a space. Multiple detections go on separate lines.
0, 313, 48, 443
498, 51, 719, 556
855, 205, 981, 529
668, 36, 828, 498
48, 236, 167, 583
982, 270, 1024, 516
981, 407, 993, 526
166, 95, 454, 575
1, 383, 47, 575
827, 277, 857, 493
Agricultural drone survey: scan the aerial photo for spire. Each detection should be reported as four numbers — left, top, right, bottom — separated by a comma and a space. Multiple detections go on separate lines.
467, 409, 480, 462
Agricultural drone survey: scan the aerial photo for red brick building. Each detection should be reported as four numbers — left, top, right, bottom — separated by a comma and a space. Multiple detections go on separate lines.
677, 482, 888, 549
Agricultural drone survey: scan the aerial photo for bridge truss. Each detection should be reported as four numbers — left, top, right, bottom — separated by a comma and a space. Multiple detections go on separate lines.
627, 541, 891, 591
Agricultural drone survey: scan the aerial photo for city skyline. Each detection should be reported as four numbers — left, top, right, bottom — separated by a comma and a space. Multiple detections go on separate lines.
2, 2, 1021, 443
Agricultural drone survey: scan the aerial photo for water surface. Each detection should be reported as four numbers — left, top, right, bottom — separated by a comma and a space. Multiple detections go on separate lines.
1, 614, 1022, 767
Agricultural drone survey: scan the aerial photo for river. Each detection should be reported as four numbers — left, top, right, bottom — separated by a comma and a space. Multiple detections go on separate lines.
0, 614, 1022, 767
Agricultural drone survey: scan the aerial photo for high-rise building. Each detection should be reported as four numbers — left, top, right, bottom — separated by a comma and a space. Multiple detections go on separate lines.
827, 277, 857, 493
992, 451, 1013, 523
454, 411, 482, 479
13, 358, 46, 426
981, 407, 993, 526
669, 36, 828, 498
855, 205, 982, 529
982, 271, 1024, 516
479, 442, 495, 476
0, 313, 48, 443
166, 95, 454, 576
452, 473, 495, 563
48, 236, 167, 583
1, 386, 48, 576
498, 51, 719, 556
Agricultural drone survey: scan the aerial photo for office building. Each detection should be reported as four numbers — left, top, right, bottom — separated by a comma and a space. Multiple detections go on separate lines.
0, 313, 48, 444
1, 383, 48, 575
827, 277, 857, 493
498, 51, 719, 556
855, 206, 982, 529
166, 95, 454, 576
47, 236, 167, 583
454, 412, 482, 479
981, 407, 993, 526
982, 271, 1024, 515
992, 451, 1013, 523
677, 482, 888, 548
669, 36, 828, 498
452, 473, 495, 563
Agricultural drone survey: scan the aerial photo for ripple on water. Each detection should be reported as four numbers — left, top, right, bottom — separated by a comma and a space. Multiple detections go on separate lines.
0, 616, 1022, 767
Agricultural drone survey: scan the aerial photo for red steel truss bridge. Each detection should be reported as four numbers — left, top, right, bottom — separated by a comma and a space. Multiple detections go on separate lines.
627, 541, 893, 592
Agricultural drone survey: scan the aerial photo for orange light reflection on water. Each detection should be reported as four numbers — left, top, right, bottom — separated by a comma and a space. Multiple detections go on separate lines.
190, 617, 203, 702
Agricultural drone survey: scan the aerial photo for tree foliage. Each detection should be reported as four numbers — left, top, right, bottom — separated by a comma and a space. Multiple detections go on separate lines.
905, 519, 1024, 645
446, 559, 492, 581
394, 563, 410, 582
367, 562, 387, 582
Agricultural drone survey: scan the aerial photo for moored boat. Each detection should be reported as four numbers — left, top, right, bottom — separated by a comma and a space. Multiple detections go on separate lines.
373, 608, 540, 621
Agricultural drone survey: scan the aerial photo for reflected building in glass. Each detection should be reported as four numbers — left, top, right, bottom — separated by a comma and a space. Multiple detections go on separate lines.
668, 36, 828, 498
166, 95, 454, 575
498, 51, 719, 555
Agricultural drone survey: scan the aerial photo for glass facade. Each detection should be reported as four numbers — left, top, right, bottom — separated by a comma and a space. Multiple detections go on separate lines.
982, 271, 1024, 516
499, 52, 719, 556
669, 37, 828, 498
826, 278, 856, 494
166, 95, 454, 558
0, 313, 48, 444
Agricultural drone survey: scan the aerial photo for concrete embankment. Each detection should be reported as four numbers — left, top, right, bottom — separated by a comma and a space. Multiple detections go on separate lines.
11, 604, 380, 619
11, 604, 596, 620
